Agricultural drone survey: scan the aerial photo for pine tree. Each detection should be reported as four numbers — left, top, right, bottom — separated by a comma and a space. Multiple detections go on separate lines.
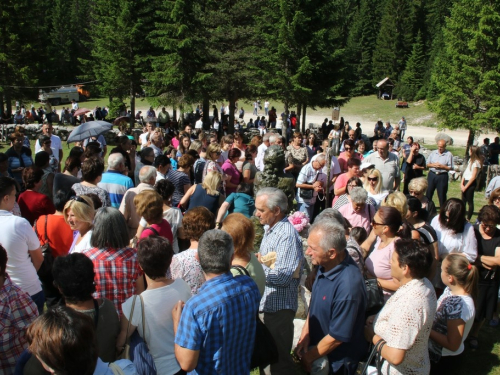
398, 31, 426, 101
347, 0, 384, 96
429, 0, 500, 153
371, 0, 415, 83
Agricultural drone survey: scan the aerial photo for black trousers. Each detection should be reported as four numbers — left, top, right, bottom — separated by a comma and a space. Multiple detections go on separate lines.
462, 180, 476, 220
426, 171, 448, 208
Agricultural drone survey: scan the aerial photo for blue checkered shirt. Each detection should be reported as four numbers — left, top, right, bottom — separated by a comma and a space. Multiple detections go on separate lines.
175, 272, 260, 375
259, 217, 304, 313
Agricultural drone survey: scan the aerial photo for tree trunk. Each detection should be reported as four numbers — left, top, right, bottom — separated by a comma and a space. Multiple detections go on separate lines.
228, 96, 236, 134
173, 108, 177, 123
302, 104, 307, 133
296, 103, 302, 133
465, 128, 475, 163
202, 97, 210, 130
129, 82, 135, 129
5, 90, 12, 117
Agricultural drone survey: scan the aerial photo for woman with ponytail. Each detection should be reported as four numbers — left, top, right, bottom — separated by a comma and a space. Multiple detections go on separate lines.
428, 254, 478, 372
468, 205, 500, 349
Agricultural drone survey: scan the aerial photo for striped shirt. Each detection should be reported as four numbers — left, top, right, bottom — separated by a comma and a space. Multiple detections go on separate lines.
166, 169, 191, 205
259, 217, 304, 313
98, 171, 134, 208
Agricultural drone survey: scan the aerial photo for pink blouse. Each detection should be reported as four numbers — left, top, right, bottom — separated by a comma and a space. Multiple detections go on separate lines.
365, 237, 397, 300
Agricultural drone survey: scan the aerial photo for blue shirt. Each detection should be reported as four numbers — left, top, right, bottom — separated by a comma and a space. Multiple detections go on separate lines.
259, 217, 304, 313
225, 192, 255, 218
427, 149, 454, 174
6, 146, 33, 184
175, 272, 260, 375
93, 358, 137, 375
309, 253, 367, 372
98, 170, 134, 208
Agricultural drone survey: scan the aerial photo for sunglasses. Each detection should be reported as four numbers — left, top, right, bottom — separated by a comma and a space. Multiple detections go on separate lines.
481, 223, 496, 229
70, 196, 90, 206
371, 220, 386, 227
344, 147, 352, 151
213, 151, 221, 156
367, 177, 378, 182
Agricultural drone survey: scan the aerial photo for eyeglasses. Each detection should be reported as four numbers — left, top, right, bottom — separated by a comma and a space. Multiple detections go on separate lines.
371, 220, 386, 227
70, 196, 90, 206
367, 177, 378, 182
481, 223, 497, 229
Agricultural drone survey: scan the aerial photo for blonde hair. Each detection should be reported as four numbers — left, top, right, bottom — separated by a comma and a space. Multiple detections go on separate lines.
382, 191, 408, 218
63, 196, 95, 225
202, 171, 221, 196
363, 169, 383, 193
206, 143, 221, 161
444, 254, 479, 299
408, 177, 428, 195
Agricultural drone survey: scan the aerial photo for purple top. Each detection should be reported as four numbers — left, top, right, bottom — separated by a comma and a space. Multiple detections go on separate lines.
222, 160, 241, 195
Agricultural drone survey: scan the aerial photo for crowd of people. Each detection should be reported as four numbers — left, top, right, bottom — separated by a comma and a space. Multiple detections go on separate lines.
1, 105, 500, 375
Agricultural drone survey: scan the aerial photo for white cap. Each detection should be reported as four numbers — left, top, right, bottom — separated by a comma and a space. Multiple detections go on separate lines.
360, 162, 375, 171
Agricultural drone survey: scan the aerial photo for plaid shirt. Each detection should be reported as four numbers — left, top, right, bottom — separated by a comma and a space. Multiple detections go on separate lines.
175, 272, 260, 375
259, 217, 304, 313
83, 247, 142, 316
0, 274, 38, 375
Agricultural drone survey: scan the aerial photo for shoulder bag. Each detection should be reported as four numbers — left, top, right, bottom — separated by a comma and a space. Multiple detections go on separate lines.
351, 246, 385, 318
299, 172, 319, 200
230, 265, 279, 370
118, 295, 137, 360
34, 215, 55, 285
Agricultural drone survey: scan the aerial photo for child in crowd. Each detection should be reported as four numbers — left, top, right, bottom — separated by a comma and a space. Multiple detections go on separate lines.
428, 254, 478, 373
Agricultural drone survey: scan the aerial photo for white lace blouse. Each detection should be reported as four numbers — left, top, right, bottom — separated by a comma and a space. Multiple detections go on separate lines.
374, 278, 437, 375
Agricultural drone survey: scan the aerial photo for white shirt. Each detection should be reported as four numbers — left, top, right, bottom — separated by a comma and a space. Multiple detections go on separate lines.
430, 216, 478, 262
264, 101, 269, 109
462, 160, 481, 180
139, 132, 150, 148
195, 119, 203, 129
151, 144, 163, 157
156, 170, 166, 183
70, 230, 93, 254
255, 143, 268, 171
122, 279, 192, 375
0, 210, 42, 296
311, 153, 341, 191
72, 102, 79, 110
34, 134, 62, 154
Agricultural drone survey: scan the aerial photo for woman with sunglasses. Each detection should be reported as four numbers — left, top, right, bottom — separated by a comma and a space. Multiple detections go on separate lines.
363, 169, 389, 209
36, 134, 59, 173
338, 139, 364, 173
332, 176, 376, 210
64, 195, 95, 254
468, 205, 500, 348
361, 206, 406, 301
430, 199, 477, 292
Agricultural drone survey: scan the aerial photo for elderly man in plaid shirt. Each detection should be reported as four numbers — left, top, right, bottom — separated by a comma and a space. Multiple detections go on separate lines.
173, 230, 260, 374
0, 245, 38, 375
255, 187, 304, 375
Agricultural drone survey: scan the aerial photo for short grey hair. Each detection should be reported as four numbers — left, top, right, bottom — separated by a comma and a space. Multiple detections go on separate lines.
107, 153, 124, 170
315, 208, 345, 227
315, 154, 326, 163
256, 187, 288, 214
309, 220, 346, 254
198, 230, 234, 274
263, 133, 271, 142
350, 187, 368, 204
90, 207, 129, 249
139, 166, 156, 183
268, 134, 277, 144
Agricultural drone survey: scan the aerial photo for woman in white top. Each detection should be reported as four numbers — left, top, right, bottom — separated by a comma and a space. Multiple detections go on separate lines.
431, 198, 478, 290
118, 236, 191, 375
328, 124, 341, 156
0, 176, 44, 312
365, 239, 437, 375
461, 146, 483, 221
64, 195, 95, 254
363, 168, 389, 209
428, 254, 477, 372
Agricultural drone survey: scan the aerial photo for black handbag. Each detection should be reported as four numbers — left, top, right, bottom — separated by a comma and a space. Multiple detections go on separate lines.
299, 172, 320, 200
351, 247, 385, 317
231, 265, 279, 369
356, 340, 385, 375
34, 215, 55, 285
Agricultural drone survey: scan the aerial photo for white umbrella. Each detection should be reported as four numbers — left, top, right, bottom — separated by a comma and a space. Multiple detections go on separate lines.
67, 121, 113, 143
